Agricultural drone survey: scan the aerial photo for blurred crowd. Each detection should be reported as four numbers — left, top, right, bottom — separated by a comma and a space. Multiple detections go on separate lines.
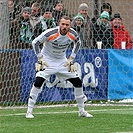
7, 0, 132, 49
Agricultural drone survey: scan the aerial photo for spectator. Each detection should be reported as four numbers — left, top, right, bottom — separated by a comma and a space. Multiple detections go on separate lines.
78, 3, 91, 48
71, 14, 88, 48
34, 6, 56, 38
111, 13, 132, 49
8, 0, 19, 20
52, 0, 64, 25
91, 2, 112, 24
30, 2, 41, 29
8, 0, 15, 19
91, 11, 114, 49
101, 3, 112, 20
9, 7, 34, 49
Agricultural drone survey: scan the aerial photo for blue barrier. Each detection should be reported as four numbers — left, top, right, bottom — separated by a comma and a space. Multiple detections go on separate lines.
20, 50, 37, 102
20, 49, 108, 102
1, 49, 132, 102
108, 50, 133, 100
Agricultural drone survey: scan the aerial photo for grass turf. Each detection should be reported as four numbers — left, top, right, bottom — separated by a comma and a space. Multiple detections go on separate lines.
0, 105, 133, 133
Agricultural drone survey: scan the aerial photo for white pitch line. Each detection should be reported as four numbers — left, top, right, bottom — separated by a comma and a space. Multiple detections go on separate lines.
0, 108, 132, 117
113, 132, 133, 133
0, 103, 133, 110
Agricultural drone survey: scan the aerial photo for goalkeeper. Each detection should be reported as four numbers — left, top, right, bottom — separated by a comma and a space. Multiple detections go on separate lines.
26, 15, 93, 118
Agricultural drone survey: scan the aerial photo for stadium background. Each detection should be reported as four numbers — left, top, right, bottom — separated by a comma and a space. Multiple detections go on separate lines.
0, 0, 133, 105
0, 0, 133, 47
6, 0, 133, 37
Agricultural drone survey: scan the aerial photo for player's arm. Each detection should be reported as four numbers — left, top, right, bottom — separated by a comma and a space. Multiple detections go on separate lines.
32, 32, 47, 57
71, 35, 81, 58
32, 32, 49, 71
64, 31, 81, 72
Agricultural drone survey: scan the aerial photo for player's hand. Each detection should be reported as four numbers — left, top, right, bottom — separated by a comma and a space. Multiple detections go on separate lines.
64, 56, 76, 72
36, 55, 49, 72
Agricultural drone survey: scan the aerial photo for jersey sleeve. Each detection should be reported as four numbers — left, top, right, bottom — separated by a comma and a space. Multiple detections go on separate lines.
32, 31, 47, 57
70, 29, 81, 58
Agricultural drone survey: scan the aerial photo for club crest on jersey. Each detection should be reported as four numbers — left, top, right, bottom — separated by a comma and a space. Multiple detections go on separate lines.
67, 39, 71, 44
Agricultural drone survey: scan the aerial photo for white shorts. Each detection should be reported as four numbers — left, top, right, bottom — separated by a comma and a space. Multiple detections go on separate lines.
36, 56, 79, 82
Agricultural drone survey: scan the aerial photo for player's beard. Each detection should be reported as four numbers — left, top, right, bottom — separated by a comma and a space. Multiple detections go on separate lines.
60, 28, 69, 35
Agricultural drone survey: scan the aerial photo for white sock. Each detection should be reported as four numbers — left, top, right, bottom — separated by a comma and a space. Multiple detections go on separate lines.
74, 87, 85, 112
27, 85, 40, 113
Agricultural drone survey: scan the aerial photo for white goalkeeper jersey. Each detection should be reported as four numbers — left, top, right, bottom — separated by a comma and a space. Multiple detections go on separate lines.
32, 26, 81, 59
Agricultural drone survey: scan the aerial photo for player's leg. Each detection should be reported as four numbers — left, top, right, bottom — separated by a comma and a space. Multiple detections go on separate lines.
67, 77, 93, 118
57, 60, 93, 117
26, 77, 45, 118
26, 58, 58, 118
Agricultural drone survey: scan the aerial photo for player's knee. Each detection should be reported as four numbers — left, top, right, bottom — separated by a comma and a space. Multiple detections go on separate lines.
67, 77, 82, 87
34, 77, 45, 88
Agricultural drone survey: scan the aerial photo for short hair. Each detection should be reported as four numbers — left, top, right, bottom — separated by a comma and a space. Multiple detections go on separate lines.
60, 15, 72, 22
32, 2, 40, 9
8, 0, 14, 2
101, 2, 112, 15
54, 0, 62, 8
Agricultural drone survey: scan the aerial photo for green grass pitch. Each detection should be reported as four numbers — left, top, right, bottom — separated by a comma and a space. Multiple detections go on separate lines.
0, 105, 133, 133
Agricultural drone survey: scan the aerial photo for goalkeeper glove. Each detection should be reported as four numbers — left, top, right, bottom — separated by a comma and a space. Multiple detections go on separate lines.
36, 55, 49, 72
64, 56, 76, 72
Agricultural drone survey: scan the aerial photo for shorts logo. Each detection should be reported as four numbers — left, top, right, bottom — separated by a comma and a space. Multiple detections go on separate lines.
95, 56, 102, 68
39, 73, 44, 76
